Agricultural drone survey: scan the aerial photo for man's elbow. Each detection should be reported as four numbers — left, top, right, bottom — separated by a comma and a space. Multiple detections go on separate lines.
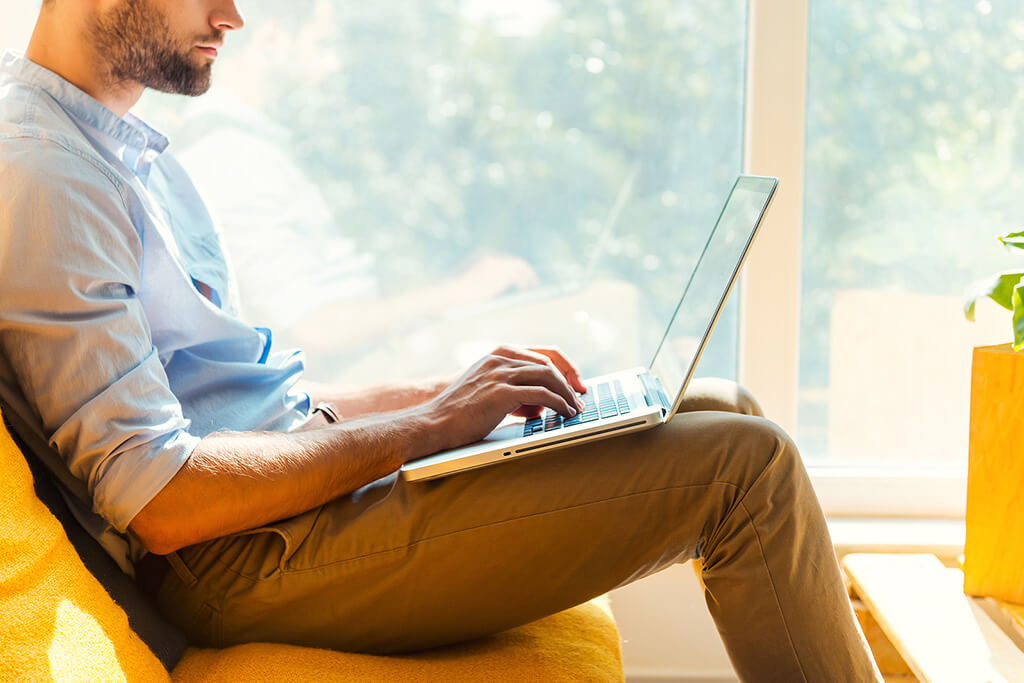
128, 505, 185, 556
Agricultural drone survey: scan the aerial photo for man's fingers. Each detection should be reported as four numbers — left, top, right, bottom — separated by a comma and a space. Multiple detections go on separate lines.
491, 344, 588, 395
527, 346, 587, 394
490, 345, 549, 366
507, 386, 575, 418
510, 404, 545, 418
500, 364, 582, 414
430, 348, 588, 452
490, 346, 575, 395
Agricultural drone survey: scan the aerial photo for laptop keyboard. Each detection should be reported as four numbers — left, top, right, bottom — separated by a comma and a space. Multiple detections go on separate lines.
522, 379, 631, 436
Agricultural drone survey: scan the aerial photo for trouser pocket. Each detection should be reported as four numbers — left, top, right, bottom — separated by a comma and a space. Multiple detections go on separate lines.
219, 505, 322, 580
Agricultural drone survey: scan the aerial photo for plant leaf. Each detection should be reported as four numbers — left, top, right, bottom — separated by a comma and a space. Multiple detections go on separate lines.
1014, 283, 1024, 351
964, 271, 1024, 320
999, 230, 1024, 250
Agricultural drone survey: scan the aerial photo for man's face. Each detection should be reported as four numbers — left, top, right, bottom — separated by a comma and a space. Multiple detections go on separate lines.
89, 0, 236, 97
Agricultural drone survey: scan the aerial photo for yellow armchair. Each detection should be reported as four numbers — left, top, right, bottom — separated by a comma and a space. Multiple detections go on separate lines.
0, 410, 624, 682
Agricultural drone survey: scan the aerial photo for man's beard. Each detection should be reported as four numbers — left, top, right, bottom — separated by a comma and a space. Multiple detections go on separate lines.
89, 0, 221, 97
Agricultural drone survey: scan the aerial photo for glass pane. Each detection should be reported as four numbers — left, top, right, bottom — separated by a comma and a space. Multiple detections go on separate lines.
138, 1, 746, 384
800, 2, 1024, 466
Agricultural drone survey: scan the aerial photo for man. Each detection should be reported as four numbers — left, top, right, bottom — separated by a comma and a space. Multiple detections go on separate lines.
0, 0, 881, 680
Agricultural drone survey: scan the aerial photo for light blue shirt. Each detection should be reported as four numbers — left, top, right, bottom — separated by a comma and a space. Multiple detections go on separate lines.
0, 51, 311, 571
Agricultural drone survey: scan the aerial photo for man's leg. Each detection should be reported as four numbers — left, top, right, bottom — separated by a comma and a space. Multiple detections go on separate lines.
156, 379, 879, 682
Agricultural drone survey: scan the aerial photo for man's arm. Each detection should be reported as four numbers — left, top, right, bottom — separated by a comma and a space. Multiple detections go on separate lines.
0, 148, 206, 536
129, 346, 588, 555
297, 345, 586, 420
128, 409, 434, 555
297, 376, 453, 421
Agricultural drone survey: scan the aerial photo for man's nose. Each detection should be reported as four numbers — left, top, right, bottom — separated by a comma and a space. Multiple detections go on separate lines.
210, 1, 245, 32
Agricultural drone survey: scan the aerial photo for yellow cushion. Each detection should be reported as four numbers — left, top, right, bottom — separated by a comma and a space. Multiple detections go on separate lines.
172, 598, 622, 683
0, 408, 623, 681
0, 409, 169, 682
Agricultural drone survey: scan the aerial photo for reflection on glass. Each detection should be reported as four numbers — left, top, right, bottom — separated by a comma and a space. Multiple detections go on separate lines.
651, 177, 776, 406
135, 1, 747, 383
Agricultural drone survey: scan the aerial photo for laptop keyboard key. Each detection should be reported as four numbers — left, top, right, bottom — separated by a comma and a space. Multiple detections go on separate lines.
522, 380, 632, 435
523, 417, 544, 436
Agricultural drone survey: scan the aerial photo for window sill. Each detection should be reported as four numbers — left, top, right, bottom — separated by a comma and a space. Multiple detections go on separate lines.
828, 517, 965, 561
811, 464, 967, 518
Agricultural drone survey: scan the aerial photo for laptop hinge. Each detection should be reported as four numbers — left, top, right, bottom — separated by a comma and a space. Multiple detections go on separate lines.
639, 371, 671, 417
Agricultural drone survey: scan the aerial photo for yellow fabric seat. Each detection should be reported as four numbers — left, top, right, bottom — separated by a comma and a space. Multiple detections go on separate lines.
173, 598, 619, 683
0, 409, 624, 682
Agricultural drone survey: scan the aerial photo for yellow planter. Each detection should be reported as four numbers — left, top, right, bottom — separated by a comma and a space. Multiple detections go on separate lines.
964, 343, 1024, 603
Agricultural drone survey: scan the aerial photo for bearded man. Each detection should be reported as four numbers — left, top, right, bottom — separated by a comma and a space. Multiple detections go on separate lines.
0, 1, 882, 680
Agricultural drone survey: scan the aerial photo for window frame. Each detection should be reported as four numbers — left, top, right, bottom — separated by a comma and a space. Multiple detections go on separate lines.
738, 0, 966, 519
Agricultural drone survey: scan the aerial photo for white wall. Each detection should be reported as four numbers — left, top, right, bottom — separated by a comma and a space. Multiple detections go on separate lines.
613, 564, 737, 682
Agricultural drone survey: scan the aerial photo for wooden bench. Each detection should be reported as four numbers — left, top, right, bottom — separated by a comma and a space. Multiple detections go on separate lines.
842, 553, 1024, 682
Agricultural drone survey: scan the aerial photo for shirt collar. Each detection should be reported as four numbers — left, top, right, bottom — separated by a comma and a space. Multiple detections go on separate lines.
1, 50, 169, 180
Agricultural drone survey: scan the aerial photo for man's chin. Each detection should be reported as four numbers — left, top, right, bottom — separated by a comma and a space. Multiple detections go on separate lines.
147, 69, 212, 97
182, 78, 213, 97
186, 64, 214, 96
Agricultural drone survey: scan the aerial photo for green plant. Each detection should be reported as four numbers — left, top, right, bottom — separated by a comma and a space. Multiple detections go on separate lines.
964, 230, 1024, 350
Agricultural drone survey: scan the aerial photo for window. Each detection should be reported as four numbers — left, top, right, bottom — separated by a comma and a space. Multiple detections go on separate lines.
799, 1, 1024, 470
740, 0, 1024, 517
138, 1, 748, 385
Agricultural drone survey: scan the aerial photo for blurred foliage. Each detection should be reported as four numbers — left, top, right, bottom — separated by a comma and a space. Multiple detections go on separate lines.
277, 1, 743, 295
140, 1, 1024, 449
801, 1, 1024, 384
142, 0, 746, 331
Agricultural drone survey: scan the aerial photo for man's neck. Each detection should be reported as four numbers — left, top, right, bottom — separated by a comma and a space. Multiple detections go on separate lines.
25, 10, 143, 118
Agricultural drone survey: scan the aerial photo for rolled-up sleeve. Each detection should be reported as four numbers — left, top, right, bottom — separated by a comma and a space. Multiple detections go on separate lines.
0, 140, 199, 532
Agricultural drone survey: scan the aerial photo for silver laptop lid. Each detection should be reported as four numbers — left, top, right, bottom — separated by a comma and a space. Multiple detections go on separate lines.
648, 175, 777, 419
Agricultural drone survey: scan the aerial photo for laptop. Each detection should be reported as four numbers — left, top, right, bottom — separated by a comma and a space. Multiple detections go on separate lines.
400, 174, 778, 482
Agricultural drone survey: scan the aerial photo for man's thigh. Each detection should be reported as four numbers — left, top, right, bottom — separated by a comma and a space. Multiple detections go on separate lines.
158, 406, 793, 654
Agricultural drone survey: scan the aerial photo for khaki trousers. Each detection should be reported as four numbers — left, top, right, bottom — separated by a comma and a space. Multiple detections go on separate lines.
156, 378, 881, 682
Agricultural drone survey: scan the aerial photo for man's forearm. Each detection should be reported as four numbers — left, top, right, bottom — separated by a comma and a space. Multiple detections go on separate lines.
128, 408, 441, 555
299, 376, 453, 419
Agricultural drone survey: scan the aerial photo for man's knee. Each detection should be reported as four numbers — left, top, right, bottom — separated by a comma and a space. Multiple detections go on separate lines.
664, 411, 797, 480
677, 378, 764, 417
722, 417, 823, 543
733, 415, 805, 490
695, 417, 819, 564
733, 383, 763, 417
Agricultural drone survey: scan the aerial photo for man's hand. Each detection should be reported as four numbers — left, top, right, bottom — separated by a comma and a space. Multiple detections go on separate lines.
415, 344, 587, 453
493, 345, 587, 416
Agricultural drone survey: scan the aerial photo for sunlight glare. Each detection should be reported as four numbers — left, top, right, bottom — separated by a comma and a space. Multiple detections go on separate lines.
462, 0, 559, 36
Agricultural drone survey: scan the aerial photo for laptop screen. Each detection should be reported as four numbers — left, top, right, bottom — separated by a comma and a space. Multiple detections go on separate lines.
648, 175, 777, 413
